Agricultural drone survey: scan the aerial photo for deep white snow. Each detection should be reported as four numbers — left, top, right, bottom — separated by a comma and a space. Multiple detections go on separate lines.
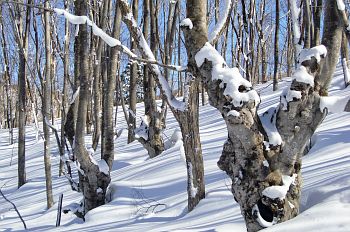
1, 65, 350, 232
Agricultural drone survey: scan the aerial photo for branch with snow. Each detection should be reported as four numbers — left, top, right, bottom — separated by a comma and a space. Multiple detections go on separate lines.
260, 107, 283, 148
195, 42, 260, 108
208, 0, 234, 45
54, 8, 184, 72
118, 0, 186, 111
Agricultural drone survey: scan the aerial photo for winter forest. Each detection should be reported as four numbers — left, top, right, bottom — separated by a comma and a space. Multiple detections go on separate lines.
0, 0, 350, 231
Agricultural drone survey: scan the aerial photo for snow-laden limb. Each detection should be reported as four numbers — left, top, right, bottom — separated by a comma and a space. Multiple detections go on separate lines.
208, 0, 233, 44
195, 43, 260, 107
320, 96, 350, 113
54, 8, 135, 58
262, 174, 297, 200
336, 0, 346, 11
260, 107, 283, 147
281, 88, 302, 110
298, 45, 327, 64
293, 66, 315, 87
227, 110, 240, 117
118, 0, 186, 111
180, 18, 193, 30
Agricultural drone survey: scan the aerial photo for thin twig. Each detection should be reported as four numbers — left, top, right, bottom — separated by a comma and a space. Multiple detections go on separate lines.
0, 188, 27, 230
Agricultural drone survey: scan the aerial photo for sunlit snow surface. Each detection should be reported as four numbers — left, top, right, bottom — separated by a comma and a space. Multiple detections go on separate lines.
1, 65, 350, 231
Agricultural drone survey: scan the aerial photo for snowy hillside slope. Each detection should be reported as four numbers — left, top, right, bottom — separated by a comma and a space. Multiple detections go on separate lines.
1, 66, 350, 231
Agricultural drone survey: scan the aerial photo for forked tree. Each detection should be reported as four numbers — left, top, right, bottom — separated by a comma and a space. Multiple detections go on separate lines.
183, 0, 346, 231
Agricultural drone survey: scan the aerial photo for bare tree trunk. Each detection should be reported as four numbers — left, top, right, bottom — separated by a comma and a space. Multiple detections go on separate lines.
313, 0, 323, 46
0, 11, 13, 144
59, 0, 70, 176
273, 0, 279, 91
181, 0, 341, 230
316, 0, 344, 95
92, 0, 109, 150
118, 0, 206, 211
13, 1, 32, 188
43, 0, 54, 209
127, 0, 139, 144
102, 2, 122, 168
74, 0, 111, 214
303, 0, 312, 48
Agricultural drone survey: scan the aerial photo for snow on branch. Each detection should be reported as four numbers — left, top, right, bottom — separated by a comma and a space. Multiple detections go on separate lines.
118, 0, 186, 111
195, 42, 260, 108
54, 8, 184, 72
54, 8, 135, 57
298, 45, 327, 64
208, 0, 234, 45
289, 0, 301, 46
336, 0, 346, 11
180, 18, 193, 30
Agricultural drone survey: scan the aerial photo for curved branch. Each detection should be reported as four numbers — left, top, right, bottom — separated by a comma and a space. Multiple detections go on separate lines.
208, 0, 234, 45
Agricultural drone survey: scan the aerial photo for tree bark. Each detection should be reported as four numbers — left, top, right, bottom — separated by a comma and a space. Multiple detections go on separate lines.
316, 0, 344, 95
43, 0, 54, 209
102, 2, 122, 169
273, 0, 279, 91
74, 0, 111, 214
127, 0, 139, 144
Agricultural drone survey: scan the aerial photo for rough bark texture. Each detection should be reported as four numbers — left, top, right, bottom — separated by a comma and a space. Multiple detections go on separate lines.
185, 0, 341, 231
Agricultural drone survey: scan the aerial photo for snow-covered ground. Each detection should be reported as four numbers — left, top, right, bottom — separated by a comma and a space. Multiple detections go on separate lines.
1, 66, 350, 231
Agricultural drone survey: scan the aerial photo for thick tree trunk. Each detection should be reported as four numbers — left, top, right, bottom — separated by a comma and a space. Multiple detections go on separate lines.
183, 0, 341, 230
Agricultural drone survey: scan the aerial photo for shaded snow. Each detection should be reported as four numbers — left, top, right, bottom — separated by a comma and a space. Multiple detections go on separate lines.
1, 65, 350, 232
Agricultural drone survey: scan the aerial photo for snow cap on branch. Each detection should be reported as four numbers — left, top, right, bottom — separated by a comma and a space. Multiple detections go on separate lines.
195, 43, 260, 107
180, 18, 193, 30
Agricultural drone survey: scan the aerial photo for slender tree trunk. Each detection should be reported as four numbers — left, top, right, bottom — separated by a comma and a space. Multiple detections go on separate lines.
43, 0, 54, 209
102, 2, 122, 168
92, 0, 109, 150
273, 0, 279, 91
127, 0, 139, 143
313, 0, 322, 46
303, 0, 312, 48
60, 0, 70, 176
15, 1, 32, 189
